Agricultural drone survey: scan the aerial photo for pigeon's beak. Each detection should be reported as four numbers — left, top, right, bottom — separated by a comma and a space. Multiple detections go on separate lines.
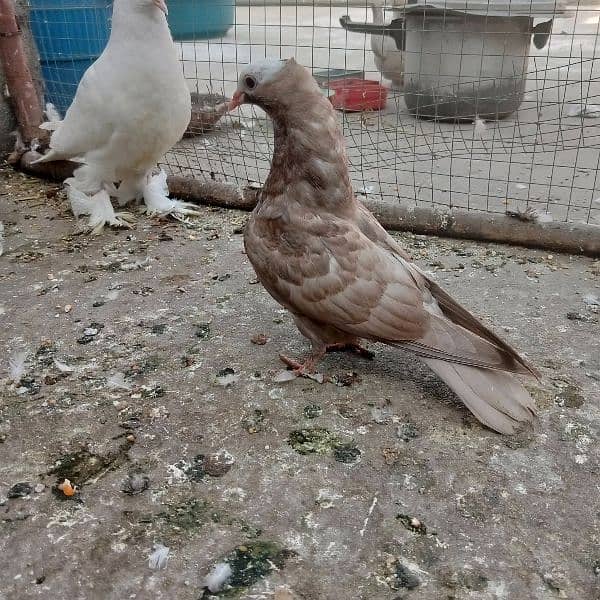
153, 0, 168, 15
228, 90, 246, 111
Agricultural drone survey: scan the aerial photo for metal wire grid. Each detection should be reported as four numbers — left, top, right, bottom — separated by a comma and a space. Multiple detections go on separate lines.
169, 1, 600, 224
26, 1, 600, 225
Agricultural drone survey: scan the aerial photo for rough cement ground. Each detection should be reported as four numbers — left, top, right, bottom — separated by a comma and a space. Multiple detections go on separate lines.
0, 164, 599, 600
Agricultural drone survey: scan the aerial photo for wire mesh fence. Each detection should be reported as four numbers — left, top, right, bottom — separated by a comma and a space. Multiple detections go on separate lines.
26, 0, 600, 227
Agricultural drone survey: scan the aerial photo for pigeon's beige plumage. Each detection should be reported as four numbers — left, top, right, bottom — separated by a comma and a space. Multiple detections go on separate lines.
231, 58, 538, 434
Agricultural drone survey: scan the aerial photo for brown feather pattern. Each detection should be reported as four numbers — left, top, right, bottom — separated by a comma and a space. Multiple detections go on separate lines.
238, 58, 538, 434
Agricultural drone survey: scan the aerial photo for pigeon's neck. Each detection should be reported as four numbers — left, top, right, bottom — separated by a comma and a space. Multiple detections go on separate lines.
263, 93, 354, 212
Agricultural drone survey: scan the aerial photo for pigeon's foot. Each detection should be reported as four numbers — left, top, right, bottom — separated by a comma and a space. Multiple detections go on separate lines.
325, 342, 375, 360
279, 347, 326, 375
278, 341, 371, 377
142, 170, 200, 219
112, 179, 143, 207
67, 186, 135, 234
143, 195, 201, 219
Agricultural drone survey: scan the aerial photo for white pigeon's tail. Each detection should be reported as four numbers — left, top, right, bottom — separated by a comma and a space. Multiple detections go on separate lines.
46, 102, 62, 122
39, 103, 62, 132
33, 104, 64, 164
424, 358, 537, 434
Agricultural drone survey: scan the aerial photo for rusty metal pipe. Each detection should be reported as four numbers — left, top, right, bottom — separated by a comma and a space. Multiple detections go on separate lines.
15, 152, 599, 258
0, 0, 44, 144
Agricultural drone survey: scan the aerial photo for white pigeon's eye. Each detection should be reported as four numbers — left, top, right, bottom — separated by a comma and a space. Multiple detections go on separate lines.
244, 76, 257, 90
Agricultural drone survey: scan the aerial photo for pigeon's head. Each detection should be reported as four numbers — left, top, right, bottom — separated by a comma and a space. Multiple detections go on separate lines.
228, 58, 318, 113
128, 0, 168, 15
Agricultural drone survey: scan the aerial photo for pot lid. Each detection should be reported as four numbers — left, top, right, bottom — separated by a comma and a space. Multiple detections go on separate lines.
402, 0, 570, 18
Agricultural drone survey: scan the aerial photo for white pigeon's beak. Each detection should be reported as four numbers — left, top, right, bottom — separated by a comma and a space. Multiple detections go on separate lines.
228, 90, 246, 111
153, 0, 168, 15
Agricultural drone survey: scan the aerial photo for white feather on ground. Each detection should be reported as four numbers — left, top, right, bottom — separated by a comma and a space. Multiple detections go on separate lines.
583, 293, 600, 310
474, 117, 487, 137
35, 0, 194, 232
8, 351, 28, 383
204, 562, 232, 593
506, 206, 554, 223
119, 256, 150, 271
107, 372, 133, 391
148, 544, 170, 570
53, 359, 75, 373
0, 222, 4, 257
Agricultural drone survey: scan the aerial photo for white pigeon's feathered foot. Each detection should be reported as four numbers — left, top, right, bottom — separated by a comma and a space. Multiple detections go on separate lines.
67, 184, 135, 234
142, 170, 200, 218
114, 177, 144, 207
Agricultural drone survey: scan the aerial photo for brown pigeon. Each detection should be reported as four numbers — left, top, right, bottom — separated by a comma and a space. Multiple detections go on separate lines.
229, 58, 538, 434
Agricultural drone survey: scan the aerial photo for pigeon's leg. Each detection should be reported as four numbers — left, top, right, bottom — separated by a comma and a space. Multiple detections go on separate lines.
67, 185, 135, 234
279, 342, 327, 375
282, 314, 364, 374
279, 341, 374, 375
142, 169, 200, 219
325, 342, 375, 360
114, 176, 145, 207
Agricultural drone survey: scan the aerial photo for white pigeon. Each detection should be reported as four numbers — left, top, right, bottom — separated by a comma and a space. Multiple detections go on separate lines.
36, 0, 195, 232
370, 4, 404, 89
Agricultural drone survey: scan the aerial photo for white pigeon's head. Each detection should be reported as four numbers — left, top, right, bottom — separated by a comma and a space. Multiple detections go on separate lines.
125, 0, 168, 16
228, 58, 319, 113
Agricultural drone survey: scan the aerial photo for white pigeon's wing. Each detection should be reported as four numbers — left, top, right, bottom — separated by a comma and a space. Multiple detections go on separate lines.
47, 54, 118, 159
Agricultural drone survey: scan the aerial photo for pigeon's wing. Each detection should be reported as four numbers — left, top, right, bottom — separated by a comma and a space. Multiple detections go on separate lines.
354, 201, 412, 261
250, 212, 531, 374
45, 55, 119, 160
354, 204, 538, 377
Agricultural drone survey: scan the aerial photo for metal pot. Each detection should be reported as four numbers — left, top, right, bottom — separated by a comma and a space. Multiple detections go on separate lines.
341, 1, 562, 121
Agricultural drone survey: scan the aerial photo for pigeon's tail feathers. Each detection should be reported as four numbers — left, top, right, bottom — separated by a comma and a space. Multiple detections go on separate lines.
424, 277, 540, 379
37, 103, 63, 137
39, 122, 61, 132
45, 102, 62, 123
424, 358, 537, 435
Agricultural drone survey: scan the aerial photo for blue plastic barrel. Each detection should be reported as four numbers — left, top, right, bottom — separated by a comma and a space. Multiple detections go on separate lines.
168, 0, 234, 41
28, 0, 112, 114
28, 0, 234, 113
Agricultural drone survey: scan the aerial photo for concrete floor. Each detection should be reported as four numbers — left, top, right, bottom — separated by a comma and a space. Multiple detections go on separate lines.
1, 164, 599, 599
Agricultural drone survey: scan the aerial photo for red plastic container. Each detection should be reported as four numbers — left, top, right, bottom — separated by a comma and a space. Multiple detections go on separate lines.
328, 78, 388, 112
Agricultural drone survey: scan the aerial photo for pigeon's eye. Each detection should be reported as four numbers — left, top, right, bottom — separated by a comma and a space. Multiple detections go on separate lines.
244, 76, 257, 90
